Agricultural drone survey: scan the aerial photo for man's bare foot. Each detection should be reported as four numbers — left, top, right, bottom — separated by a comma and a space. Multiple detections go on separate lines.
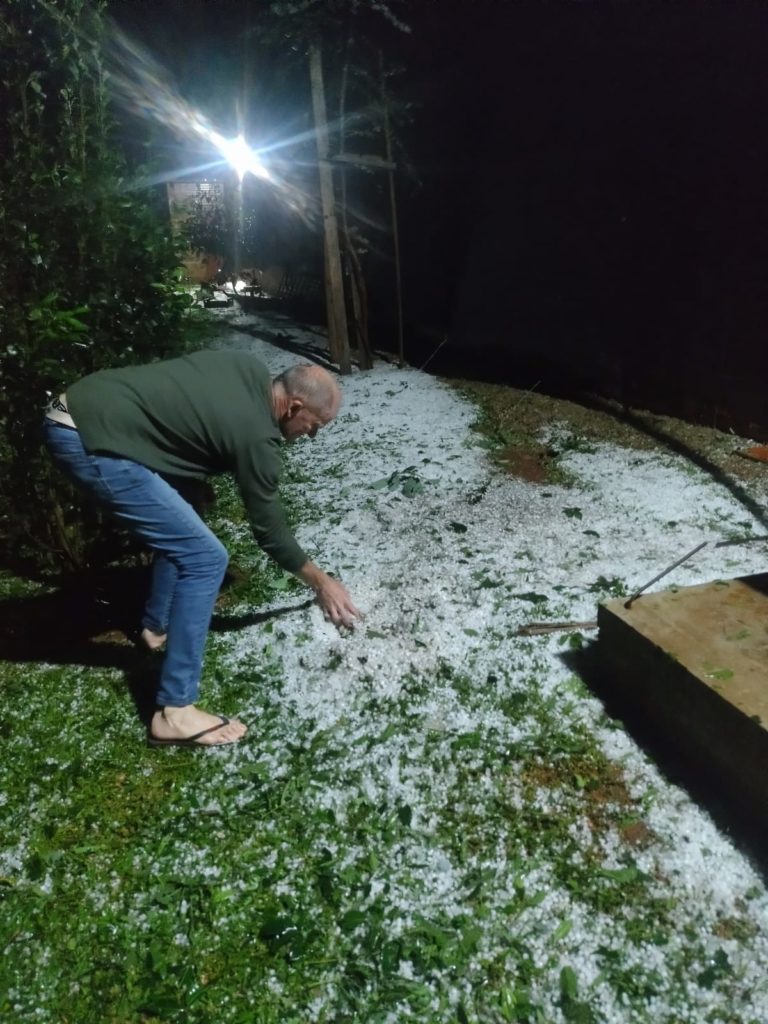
141, 628, 167, 652
150, 705, 247, 746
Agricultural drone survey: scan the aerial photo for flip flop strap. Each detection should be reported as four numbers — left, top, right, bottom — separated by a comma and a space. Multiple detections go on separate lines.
185, 715, 230, 743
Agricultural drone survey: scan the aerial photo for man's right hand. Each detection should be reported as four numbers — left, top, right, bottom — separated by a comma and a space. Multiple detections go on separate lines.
296, 561, 361, 628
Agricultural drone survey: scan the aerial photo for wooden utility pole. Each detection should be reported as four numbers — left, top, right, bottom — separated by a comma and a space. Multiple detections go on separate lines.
379, 52, 405, 368
308, 40, 351, 374
339, 44, 373, 370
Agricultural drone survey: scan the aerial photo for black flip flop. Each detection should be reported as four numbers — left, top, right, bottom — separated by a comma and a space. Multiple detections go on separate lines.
147, 715, 232, 748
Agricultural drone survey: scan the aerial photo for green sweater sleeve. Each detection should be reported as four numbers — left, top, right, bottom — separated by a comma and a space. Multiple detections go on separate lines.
232, 437, 308, 573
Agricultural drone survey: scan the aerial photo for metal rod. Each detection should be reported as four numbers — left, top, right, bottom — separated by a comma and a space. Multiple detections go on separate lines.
623, 540, 709, 609
419, 335, 448, 372
516, 620, 598, 636
508, 379, 541, 413
714, 535, 768, 548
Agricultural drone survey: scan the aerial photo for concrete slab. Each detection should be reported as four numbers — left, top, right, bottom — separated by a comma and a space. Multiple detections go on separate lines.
597, 573, 768, 814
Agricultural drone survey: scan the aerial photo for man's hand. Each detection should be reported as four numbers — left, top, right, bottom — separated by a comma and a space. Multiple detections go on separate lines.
314, 574, 361, 628
296, 561, 361, 628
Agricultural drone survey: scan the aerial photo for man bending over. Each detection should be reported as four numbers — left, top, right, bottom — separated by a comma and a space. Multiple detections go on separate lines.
44, 349, 360, 748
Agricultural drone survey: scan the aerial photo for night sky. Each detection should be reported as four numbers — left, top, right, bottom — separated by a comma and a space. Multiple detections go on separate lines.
111, 1, 768, 434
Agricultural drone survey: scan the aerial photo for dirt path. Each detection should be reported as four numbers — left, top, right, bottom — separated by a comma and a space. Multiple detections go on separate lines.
450, 378, 768, 497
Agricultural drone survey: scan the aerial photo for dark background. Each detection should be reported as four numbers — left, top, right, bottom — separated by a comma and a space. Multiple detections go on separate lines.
113, 1, 768, 437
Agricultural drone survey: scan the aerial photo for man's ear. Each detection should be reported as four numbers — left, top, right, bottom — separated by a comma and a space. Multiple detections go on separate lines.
287, 398, 304, 419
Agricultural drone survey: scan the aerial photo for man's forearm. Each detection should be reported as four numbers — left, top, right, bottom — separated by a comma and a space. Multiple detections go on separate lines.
295, 560, 327, 591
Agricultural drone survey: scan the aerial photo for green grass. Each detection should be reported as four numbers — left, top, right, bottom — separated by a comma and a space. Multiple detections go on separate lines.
1, 628, 759, 1022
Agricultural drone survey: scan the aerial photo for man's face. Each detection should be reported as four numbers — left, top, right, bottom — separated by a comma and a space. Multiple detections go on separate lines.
279, 398, 338, 442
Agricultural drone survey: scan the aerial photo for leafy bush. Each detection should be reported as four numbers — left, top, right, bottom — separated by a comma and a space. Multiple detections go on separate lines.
0, 0, 193, 573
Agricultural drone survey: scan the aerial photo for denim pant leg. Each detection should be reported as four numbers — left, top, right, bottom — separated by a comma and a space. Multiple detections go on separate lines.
142, 554, 178, 635
43, 422, 228, 707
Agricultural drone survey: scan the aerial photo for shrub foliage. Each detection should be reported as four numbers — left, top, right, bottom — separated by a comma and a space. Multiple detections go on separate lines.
0, 0, 192, 573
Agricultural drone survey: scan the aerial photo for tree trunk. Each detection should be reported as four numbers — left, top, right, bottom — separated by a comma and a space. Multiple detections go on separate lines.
309, 40, 351, 374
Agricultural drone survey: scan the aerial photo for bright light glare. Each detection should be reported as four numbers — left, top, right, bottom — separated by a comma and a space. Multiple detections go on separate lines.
105, 27, 271, 183
204, 130, 271, 182
102, 24, 327, 213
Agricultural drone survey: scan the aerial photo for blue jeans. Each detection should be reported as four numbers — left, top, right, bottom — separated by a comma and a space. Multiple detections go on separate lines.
43, 420, 228, 707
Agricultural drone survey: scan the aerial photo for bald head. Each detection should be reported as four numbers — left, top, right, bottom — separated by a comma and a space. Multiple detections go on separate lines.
272, 364, 341, 441
275, 364, 341, 417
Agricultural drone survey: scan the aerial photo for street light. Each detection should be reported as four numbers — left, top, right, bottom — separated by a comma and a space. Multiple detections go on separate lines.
205, 130, 271, 182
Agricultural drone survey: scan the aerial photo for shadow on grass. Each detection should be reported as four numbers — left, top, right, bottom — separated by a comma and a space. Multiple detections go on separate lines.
562, 642, 768, 877
0, 566, 311, 727
211, 599, 313, 633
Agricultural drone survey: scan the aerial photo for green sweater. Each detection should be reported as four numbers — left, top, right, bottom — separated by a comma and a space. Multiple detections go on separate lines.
67, 350, 307, 572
